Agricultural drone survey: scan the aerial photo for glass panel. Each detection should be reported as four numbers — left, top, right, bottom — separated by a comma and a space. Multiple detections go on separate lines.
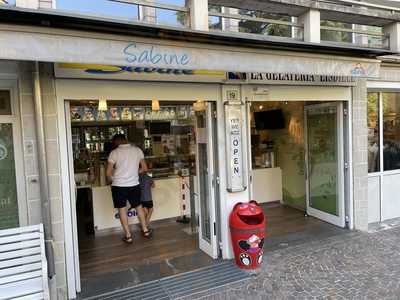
0, 123, 19, 229
383, 93, 400, 171
157, 8, 187, 27
307, 106, 338, 216
368, 93, 380, 173
0, 90, 12, 115
198, 143, 211, 242
56, 0, 139, 21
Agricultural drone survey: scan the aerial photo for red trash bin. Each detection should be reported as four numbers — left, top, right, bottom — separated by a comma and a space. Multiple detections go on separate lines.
229, 200, 265, 269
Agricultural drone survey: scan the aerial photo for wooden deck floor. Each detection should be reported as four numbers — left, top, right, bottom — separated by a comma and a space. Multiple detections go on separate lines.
78, 219, 201, 280
78, 204, 346, 281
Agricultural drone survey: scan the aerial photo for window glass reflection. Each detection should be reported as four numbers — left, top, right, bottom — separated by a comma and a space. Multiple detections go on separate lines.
368, 93, 379, 173
383, 93, 400, 171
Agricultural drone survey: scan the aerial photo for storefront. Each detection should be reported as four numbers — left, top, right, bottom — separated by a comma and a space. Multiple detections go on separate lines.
47, 59, 363, 296
367, 63, 400, 226
0, 11, 389, 298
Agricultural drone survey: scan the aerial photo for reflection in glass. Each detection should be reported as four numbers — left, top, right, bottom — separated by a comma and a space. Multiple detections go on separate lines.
0, 123, 19, 229
196, 111, 211, 242
383, 93, 400, 171
0, 91, 12, 115
307, 106, 338, 216
368, 93, 380, 173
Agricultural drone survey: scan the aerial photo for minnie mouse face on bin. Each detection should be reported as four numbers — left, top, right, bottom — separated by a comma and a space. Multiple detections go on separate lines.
239, 234, 264, 254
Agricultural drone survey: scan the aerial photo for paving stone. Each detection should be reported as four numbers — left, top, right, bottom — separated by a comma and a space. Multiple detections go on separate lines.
190, 227, 400, 300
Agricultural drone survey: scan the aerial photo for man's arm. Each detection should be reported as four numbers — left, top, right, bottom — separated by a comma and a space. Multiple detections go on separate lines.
106, 161, 114, 184
139, 159, 148, 174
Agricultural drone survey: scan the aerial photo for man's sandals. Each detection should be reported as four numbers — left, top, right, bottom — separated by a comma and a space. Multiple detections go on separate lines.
142, 229, 153, 238
122, 236, 133, 244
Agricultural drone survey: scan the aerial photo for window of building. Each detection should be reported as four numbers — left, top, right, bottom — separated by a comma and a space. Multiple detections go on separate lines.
368, 92, 379, 173
368, 92, 400, 173
0, 90, 11, 115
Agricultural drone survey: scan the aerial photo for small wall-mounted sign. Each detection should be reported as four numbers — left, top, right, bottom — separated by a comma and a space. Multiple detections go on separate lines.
225, 101, 246, 193
226, 90, 240, 101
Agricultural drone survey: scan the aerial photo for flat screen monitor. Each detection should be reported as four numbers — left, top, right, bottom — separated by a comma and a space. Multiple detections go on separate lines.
254, 109, 285, 130
150, 122, 171, 135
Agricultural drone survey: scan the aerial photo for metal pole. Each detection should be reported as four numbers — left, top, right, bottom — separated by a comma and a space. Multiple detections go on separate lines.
33, 61, 55, 278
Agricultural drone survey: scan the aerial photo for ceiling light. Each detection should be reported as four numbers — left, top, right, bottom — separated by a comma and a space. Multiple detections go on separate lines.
152, 99, 160, 111
193, 100, 206, 112
98, 98, 107, 111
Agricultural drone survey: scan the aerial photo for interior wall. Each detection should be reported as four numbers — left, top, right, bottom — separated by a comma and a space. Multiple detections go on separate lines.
253, 101, 306, 210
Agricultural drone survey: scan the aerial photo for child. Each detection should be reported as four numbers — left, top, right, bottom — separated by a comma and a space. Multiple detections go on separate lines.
139, 173, 155, 229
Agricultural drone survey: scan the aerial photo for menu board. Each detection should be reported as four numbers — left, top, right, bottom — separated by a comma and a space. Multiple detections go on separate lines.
132, 108, 145, 120
71, 105, 192, 122
97, 110, 107, 121
71, 107, 83, 122
121, 107, 132, 121
83, 107, 96, 121
108, 107, 121, 121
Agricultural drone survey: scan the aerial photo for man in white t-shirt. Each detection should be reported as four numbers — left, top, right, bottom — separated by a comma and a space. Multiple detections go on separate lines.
106, 134, 152, 243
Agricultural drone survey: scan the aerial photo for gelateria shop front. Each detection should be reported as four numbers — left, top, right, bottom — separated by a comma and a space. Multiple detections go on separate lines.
53, 61, 370, 299
38, 38, 380, 298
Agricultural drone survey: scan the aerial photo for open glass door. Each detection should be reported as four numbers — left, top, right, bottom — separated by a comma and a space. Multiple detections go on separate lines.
64, 101, 81, 293
195, 102, 218, 258
305, 103, 345, 227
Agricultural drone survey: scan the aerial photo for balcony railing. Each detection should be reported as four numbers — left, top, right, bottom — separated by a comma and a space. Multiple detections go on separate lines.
7, 0, 399, 51
320, 0, 400, 13
109, 0, 188, 27
208, 6, 303, 40
320, 22, 390, 49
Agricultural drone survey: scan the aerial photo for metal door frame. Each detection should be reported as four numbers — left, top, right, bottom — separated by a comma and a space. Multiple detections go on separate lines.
195, 102, 219, 258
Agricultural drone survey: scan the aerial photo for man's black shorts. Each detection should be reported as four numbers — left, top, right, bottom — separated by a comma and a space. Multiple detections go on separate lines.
111, 185, 141, 209
141, 201, 154, 209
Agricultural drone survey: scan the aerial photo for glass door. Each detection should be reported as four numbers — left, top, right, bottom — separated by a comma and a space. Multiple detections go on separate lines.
305, 103, 345, 227
0, 88, 26, 229
0, 123, 19, 229
195, 102, 218, 258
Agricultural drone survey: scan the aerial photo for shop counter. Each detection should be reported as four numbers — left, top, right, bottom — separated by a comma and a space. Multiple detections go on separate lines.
92, 176, 190, 231
252, 167, 283, 203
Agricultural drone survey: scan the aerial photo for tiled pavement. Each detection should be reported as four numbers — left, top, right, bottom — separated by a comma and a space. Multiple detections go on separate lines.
183, 226, 400, 300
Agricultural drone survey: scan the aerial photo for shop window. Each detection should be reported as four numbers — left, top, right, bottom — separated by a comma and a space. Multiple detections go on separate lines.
368, 92, 400, 173
383, 93, 400, 171
368, 93, 379, 173
0, 90, 11, 115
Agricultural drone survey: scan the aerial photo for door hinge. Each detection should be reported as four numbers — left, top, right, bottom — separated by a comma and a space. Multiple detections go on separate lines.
343, 108, 348, 117
344, 162, 349, 170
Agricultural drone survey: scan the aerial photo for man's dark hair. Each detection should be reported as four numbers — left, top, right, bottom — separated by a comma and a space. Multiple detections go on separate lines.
112, 134, 127, 143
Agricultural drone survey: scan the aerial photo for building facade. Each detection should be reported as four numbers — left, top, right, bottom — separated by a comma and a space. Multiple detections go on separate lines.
1, 0, 400, 299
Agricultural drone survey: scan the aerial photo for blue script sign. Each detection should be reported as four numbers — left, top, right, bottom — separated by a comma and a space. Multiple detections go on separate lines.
123, 42, 190, 67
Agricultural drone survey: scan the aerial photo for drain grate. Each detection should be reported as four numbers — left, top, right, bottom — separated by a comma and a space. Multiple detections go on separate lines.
83, 261, 250, 300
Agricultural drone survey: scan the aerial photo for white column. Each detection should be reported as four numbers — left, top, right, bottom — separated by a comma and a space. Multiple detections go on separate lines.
138, 0, 157, 24
298, 9, 320, 43
222, 7, 239, 32
352, 24, 369, 47
16, 0, 39, 9
187, 0, 209, 31
139, 6, 157, 23
384, 22, 400, 52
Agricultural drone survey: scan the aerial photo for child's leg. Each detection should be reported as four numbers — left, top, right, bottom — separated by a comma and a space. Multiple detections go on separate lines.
146, 207, 153, 226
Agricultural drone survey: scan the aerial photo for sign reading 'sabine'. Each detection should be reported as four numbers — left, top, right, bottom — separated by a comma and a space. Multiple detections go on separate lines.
123, 42, 190, 66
